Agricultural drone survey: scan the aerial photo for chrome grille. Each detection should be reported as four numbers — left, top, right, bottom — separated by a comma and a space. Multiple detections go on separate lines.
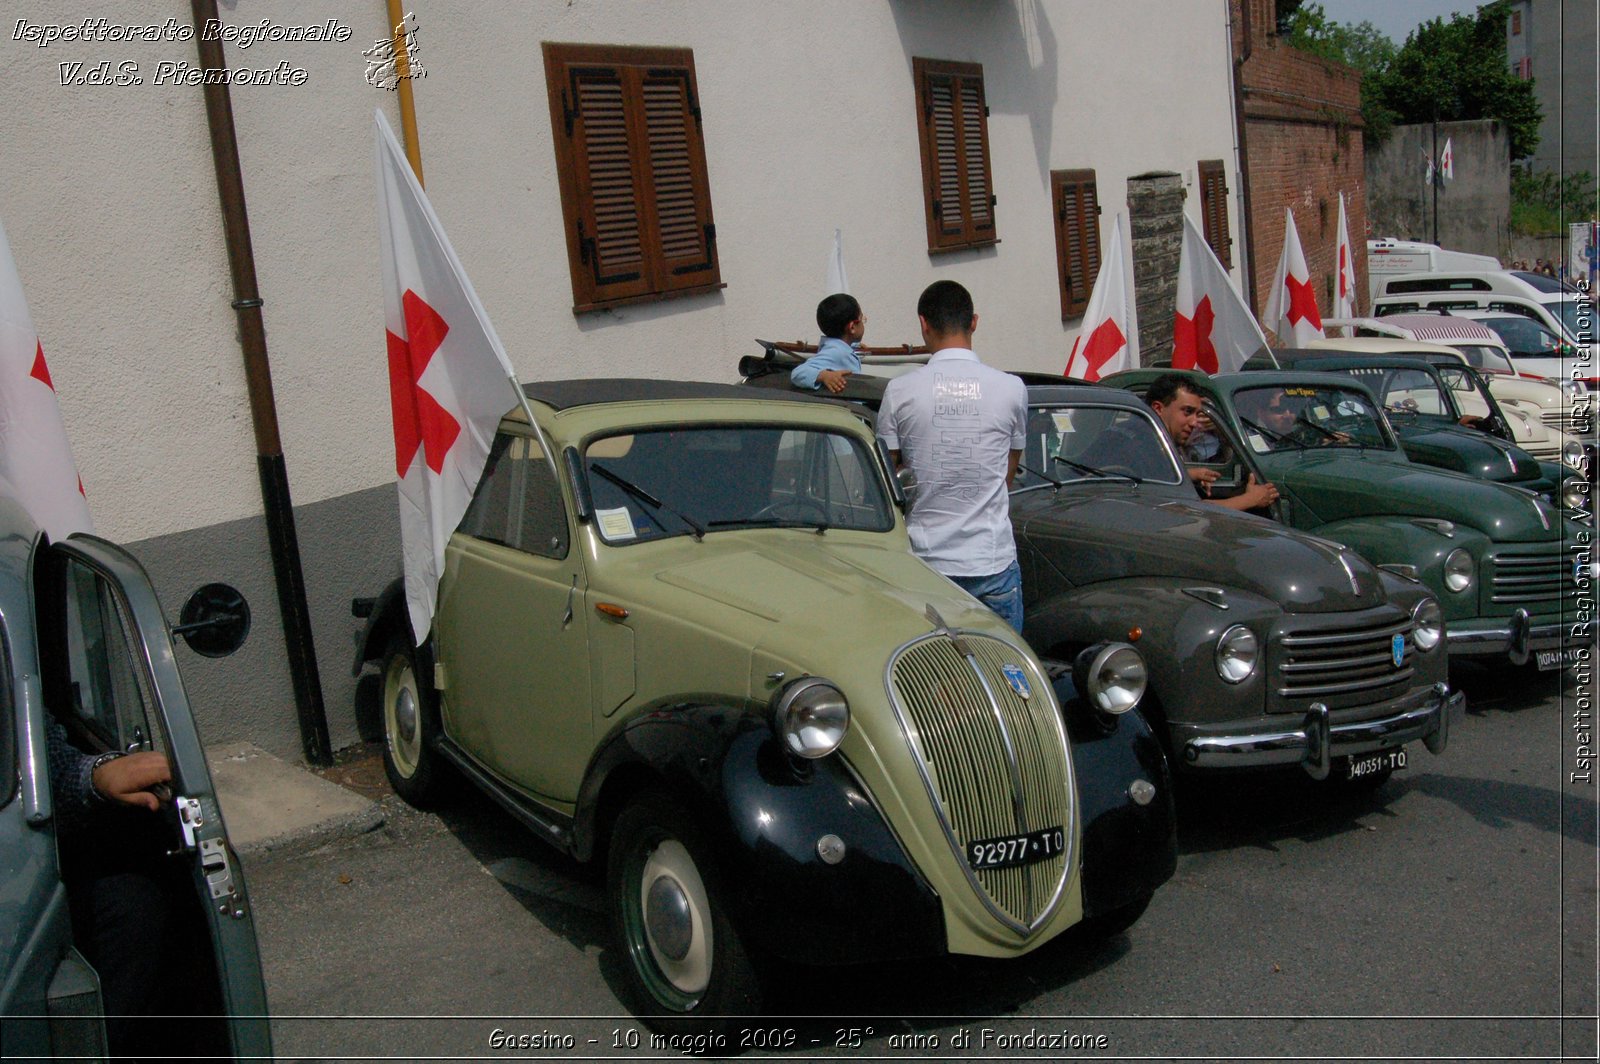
1274, 614, 1414, 705
1538, 409, 1583, 436
887, 633, 1072, 934
1489, 544, 1583, 606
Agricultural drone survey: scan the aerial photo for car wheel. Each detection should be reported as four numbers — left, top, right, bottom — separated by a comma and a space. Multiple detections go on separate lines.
1076, 892, 1152, 941
607, 792, 760, 1031
380, 634, 446, 806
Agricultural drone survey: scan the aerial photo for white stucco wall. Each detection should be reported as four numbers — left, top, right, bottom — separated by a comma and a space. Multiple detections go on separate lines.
5, 0, 1241, 543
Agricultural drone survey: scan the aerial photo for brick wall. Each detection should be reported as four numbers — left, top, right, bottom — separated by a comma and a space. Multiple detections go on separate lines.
1232, 0, 1370, 318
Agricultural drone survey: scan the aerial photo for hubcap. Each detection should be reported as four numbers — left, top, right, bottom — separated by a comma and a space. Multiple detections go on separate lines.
394, 687, 417, 744
384, 656, 421, 777
644, 874, 694, 961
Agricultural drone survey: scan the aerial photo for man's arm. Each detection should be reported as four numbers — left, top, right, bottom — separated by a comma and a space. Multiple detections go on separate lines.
1204, 472, 1279, 511
1007, 448, 1021, 486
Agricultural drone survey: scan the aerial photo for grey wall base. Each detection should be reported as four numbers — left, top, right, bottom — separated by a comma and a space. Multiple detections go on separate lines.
132, 483, 400, 764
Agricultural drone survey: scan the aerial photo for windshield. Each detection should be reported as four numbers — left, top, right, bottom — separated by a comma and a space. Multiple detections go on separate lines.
1233, 383, 1395, 454
1547, 298, 1595, 345
1446, 343, 1517, 374
1341, 366, 1459, 421
1014, 403, 1184, 489
1477, 315, 1570, 360
583, 425, 894, 544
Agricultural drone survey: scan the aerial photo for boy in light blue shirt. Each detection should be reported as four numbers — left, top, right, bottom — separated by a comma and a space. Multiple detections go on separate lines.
791, 293, 866, 393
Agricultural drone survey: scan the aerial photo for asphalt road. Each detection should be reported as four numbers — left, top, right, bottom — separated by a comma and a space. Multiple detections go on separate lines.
246, 661, 1597, 1062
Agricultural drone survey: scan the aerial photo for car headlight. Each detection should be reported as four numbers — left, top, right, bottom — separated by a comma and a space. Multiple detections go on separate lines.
1443, 548, 1474, 593
1563, 439, 1586, 470
1072, 642, 1146, 715
1562, 476, 1590, 511
770, 677, 850, 758
1214, 624, 1259, 684
1411, 598, 1443, 652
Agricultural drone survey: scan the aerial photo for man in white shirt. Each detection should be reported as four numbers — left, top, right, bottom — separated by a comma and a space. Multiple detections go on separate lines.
877, 281, 1028, 632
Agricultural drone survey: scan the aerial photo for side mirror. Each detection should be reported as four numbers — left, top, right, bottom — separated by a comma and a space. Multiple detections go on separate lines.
173, 583, 251, 658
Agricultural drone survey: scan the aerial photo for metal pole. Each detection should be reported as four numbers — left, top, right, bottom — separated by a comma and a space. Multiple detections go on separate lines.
1431, 111, 1439, 245
190, 0, 331, 765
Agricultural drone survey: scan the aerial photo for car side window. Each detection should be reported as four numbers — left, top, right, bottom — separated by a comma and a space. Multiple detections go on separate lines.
0, 631, 15, 809
460, 432, 570, 560
60, 558, 163, 755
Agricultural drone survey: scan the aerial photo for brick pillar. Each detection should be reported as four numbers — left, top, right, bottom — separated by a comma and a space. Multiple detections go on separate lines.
1127, 172, 1185, 364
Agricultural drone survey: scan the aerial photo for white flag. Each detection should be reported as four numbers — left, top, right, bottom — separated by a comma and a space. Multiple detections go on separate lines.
0, 215, 93, 540
376, 111, 524, 642
1263, 208, 1325, 347
1064, 213, 1139, 381
1333, 192, 1357, 321
825, 228, 850, 296
1440, 137, 1454, 181
1173, 213, 1271, 374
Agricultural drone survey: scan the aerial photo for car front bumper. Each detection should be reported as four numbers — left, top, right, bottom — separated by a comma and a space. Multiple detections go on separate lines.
1446, 607, 1589, 664
1176, 682, 1461, 779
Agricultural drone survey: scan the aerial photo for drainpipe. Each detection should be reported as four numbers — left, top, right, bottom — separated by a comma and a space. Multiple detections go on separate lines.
190, 0, 331, 766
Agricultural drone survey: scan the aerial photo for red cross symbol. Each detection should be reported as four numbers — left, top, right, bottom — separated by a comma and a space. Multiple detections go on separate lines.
1338, 245, 1349, 299
1070, 318, 1126, 381
1173, 295, 1218, 373
30, 340, 53, 389
386, 290, 460, 478
1285, 274, 1323, 331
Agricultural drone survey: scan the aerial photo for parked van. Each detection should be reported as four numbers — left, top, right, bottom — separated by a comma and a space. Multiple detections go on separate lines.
1371, 270, 1596, 350
1365, 239, 1500, 300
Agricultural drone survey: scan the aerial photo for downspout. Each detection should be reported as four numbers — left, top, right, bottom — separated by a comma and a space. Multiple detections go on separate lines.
384, 0, 425, 183
1231, 0, 1260, 316
190, 0, 331, 766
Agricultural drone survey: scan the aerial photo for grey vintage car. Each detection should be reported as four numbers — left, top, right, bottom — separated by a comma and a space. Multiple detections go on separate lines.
0, 495, 269, 1060
1013, 386, 1459, 784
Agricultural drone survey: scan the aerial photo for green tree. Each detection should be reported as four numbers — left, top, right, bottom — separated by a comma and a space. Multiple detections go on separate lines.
1366, 1, 1542, 159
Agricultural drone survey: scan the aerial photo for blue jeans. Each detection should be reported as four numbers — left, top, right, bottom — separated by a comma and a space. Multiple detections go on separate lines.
950, 560, 1024, 634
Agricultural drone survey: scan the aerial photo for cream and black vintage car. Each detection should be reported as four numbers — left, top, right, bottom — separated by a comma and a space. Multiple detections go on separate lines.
355, 380, 1176, 1028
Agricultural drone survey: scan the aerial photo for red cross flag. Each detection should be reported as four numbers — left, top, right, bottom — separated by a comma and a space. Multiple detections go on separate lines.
1264, 207, 1324, 346
1172, 212, 1271, 374
1440, 138, 1454, 181
1333, 192, 1357, 321
0, 214, 93, 540
376, 111, 527, 642
1065, 213, 1139, 381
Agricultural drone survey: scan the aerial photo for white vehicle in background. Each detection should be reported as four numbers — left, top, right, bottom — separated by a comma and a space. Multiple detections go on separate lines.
1365, 239, 1500, 301
1313, 329, 1591, 477
1446, 309, 1589, 384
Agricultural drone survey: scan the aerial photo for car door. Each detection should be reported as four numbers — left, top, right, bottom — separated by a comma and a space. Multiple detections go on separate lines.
436, 429, 593, 806
39, 535, 272, 1060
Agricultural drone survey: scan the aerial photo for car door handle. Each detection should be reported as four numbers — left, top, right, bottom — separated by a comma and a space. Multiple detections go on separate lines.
562, 574, 577, 626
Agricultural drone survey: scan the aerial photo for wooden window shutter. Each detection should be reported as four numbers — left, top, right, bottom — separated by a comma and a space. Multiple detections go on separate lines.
544, 43, 722, 311
914, 58, 997, 252
1197, 159, 1232, 269
1051, 170, 1100, 320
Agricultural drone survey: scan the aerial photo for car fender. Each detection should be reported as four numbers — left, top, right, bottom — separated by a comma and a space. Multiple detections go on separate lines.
575, 703, 945, 965
351, 576, 408, 676
1027, 581, 1281, 728
1308, 517, 1491, 610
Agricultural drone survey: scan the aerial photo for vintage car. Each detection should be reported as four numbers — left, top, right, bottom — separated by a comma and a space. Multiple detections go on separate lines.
1103, 369, 1594, 673
1251, 348, 1587, 510
1012, 385, 1457, 783
0, 495, 269, 1060
742, 349, 1458, 785
354, 380, 1176, 1028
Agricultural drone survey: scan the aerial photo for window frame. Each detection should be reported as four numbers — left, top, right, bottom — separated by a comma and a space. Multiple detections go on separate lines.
1050, 169, 1100, 320
542, 42, 724, 313
913, 57, 999, 253
1197, 160, 1233, 269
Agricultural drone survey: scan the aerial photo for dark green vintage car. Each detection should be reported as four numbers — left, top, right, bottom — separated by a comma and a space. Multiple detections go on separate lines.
1251, 349, 1586, 511
1104, 369, 1594, 672
356, 380, 1176, 1029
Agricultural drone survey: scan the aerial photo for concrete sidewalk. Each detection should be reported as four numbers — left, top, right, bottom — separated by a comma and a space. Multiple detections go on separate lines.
207, 742, 385, 859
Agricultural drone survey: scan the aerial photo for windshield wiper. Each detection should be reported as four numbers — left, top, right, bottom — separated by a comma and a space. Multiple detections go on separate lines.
1052, 454, 1142, 484
1294, 415, 1344, 443
1017, 462, 1063, 488
589, 463, 706, 540
1239, 415, 1306, 451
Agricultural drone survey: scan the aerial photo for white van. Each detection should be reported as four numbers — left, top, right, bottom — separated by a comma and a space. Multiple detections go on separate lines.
1365, 239, 1500, 300
1371, 269, 1596, 350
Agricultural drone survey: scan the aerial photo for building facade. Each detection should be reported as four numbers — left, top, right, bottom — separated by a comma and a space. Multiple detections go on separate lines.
5, 1, 1246, 759
1506, 0, 1599, 178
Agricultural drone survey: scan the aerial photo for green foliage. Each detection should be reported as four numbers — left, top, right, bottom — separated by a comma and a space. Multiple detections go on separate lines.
1280, 2, 1399, 142
1510, 165, 1599, 235
1366, 1, 1542, 159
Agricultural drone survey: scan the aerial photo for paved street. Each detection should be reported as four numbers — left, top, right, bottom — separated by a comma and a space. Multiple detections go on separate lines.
247, 662, 1596, 1061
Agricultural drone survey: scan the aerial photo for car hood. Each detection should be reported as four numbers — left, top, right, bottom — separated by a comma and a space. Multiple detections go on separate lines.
1012, 489, 1386, 611
1270, 453, 1560, 540
1395, 421, 1541, 482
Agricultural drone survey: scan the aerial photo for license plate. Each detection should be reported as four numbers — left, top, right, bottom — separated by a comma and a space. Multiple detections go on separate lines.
1535, 648, 1584, 671
966, 826, 1065, 870
1345, 748, 1407, 780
